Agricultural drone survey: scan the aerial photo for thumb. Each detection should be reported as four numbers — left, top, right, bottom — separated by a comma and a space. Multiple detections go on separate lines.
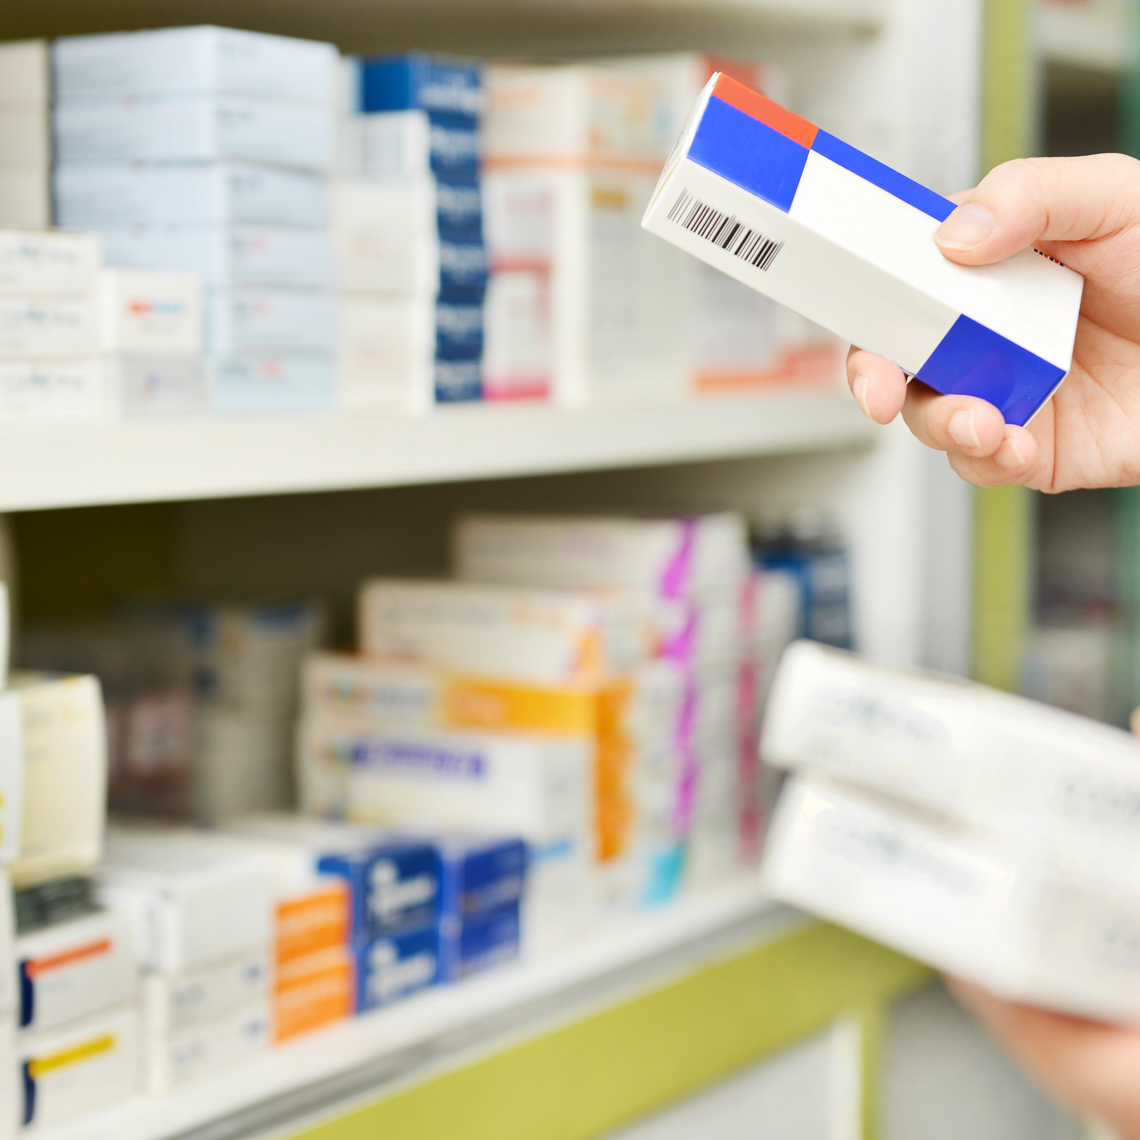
934, 153, 1140, 267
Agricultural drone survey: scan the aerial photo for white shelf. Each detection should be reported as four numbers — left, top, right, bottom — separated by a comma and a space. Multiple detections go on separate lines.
1038, 0, 1125, 71
40, 883, 797, 1140
0, 393, 873, 512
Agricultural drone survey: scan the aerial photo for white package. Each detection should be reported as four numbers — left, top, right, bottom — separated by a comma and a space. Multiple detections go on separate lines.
17, 1005, 140, 1132
453, 512, 751, 600
0, 169, 50, 229
104, 354, 208, 418
99, 268, 203, 353
483, 268, 552, 401
0, 358, 105, 421
142, 947, 268, 1035
0, 295, 99, 357
331, 178, 439, 295
209, 351, 336, 414
0, 671, 19, 869
205, 287, 336, 353
0, 1012, 14, 1140
8, 673, 106, 889
0, 868, 14, 1015
357, 578, 645, 685
98, 223, 334, 289
0, 41, 50, 107
54, 160, 329, 227
53, 27, 339, 103
0, 107, 49, 167
145, 998, 269, 1093
338, 295, 432, 411
338, 109, 481, 178
15, 909, 137, 1035
0, 229, 101, 296
193, 708, 295, 824
100, 828, 273, 973
54, 93, 335, 171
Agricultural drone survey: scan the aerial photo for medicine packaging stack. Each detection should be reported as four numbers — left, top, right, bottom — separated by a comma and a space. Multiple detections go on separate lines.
0, 228, 106, 421
760, 640, 1140, 1023
53, 26, 342, 415
338, 54, 488, 406
99, 826, 275, 1091
0, 41, 51, 228
11, 873, 141, 1131
452, 512, 762, 892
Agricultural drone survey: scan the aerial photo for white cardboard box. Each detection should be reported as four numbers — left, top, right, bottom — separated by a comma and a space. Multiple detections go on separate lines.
205, 287, 336, 353
0, 169, 50, 229
100, 268, 203, 353
0, 680, 19, 869
338, 109, 480, 178
0, 358, 105, 421
0, 41, 50, 107
0, 295, 100, 357
53, 27, 339, 104
104, 353, 208, 418
16, 909, 137, 1035
0, 868, 14, 1015
0, 107, 49, 168
142, 946, 269, 1035
0, 229, 101, 296
338, 294, 432, 411
17, 1004, 140, 1132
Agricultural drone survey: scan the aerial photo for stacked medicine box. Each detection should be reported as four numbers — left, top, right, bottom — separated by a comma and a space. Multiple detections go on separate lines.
0, 41, 51, 229
52, 26, 341, 415
338, 54, 488, 406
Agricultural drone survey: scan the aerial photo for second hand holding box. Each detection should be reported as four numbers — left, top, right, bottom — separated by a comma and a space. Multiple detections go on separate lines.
644, 74, 1084, 426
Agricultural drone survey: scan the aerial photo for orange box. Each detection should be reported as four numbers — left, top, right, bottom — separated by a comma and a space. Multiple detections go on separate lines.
274, 882, 350, 966
273, 946, 354, 1044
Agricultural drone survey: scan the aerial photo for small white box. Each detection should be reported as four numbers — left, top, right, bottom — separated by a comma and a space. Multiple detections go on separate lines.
99, 268, 203, 354
8, 673, 106, 889
17, 1005, 140, 1131
338, 110, 432, 178
15, 909, 137, 1035
338, 295, 432, 411
332, 178, 439, 295
0, 229, 101, 296
453, 512, 751, 600
205, 287, 336, 353
0, 107, 48, 168
55, 160, 329, 228
0, 295, 100, 357
142, 947, 269, 1035
100, 828, 273, 973
0, 358, 105, 421
0, 41, 50, 108
98, 223, 334, 289
145, 998, 269, 1094
209, 352, 337, 414
357, 578, 645, 685
483, 268, 552, 402
53, 27, 339, 104
54, 93, 335, 171
104, 354, 208, 418
0, 170, 50, 229
0, 868, 14, 1015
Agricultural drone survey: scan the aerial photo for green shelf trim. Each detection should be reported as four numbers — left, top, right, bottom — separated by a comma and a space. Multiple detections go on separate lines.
291, 923, 932, 1140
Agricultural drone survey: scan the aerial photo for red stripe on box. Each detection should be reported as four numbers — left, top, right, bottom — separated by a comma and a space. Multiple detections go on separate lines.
711, 74, 818, 150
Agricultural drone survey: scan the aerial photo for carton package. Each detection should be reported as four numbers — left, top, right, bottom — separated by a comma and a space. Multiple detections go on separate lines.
0, 169, 50, 229
0, 295, 100, 357
0, 42, 52, 232
54, 93, 335, 170
99, 828, 273, 973
97, 223, 334, 289
104, 354, 209, 418
0, 1012, 14, 1140
145, 998, 269, 1093
0, 41, 50, 106
205, 288, 336, 354
357, 578, 644, 686
16, 909, 137, 1035
142, 947, 269, 1036
18, 1005, 140, 1130
354, 925, 438, 1011
439, 902, 521, 982
273, 944, 354, 1042
53, 27, 340, 103
99, 268, 203, 354
643, 73, 1084, 427
351, 53, 482, 123
0, 868, 15, 1014
8, 673, 106, 889
482, 266, 552, 401
209, 352, 337, 413
338, 110, 480, 180
55, 160, 330, 228
192, 707, 296, 822
337, 294, 433, 411
0, 229, 101, 296
0, 108, 49, 168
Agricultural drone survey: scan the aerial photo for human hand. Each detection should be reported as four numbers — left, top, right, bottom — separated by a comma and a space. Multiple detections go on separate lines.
847, 154, 1140, 492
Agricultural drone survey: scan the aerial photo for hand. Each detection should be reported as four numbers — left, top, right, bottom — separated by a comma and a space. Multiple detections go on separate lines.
847, 154, 1140, 492
948, 978, 1140, 1139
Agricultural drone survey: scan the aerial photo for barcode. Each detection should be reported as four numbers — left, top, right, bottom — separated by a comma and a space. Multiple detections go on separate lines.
667, 189, 784, 271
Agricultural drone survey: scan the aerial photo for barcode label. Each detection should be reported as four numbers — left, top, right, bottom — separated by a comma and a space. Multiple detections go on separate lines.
667, 189, 784, 271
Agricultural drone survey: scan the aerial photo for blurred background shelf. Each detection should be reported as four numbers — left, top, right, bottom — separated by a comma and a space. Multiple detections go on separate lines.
1037, 0, 1124, 72
0, 393, 875, 513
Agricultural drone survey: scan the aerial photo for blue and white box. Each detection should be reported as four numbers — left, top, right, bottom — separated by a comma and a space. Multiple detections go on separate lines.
643, 73, 1084, 427
437, 836, 527, 921
351, 54, 482, 126
355, 925, 439, 1011
440, 903, 521, 983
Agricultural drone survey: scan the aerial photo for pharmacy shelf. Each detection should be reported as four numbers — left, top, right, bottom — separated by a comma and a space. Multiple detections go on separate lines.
0, 392, 874, 513
40, 883, 797, 1140
1038, 0, 1125, 72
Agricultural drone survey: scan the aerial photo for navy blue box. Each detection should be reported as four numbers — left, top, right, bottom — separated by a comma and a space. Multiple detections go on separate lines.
435, 297, 485, 360
355, 925, 440, 1011
434, 357, 482, 403
435, 173, 483, 243
357, 54, 482, 129
438, 836, 527, 920
440, 903, 522, 983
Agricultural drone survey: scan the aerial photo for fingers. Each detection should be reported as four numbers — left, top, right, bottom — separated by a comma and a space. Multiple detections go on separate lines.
846, 347, 907, 424
935, 153, 1140, 267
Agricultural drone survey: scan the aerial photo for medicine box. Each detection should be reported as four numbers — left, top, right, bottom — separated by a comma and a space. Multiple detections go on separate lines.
208, 352, 337, 414
142, 947, 269, 1036
99, 268, 203, 354
8, 673, 106, 889
145, 998, 269, 1093
353, 54, 482, 125
339, 110, 480, 180
435, 358, 483, 404
0, 868, 14, 1015
53, 27, 340, 104
0, 1012, 14, 1140
18, 1005, 140, 1131
16, 909, 137, 1035
0, 108, 49, 168
54, 93, 335, 171
205, 288, 336, 354
337, 294, 433, 412
273, 944, 354, 1042
0, 691, 19, 868
440, 902, 521, 983
0, 41, 50, 108
0, 230, 101, 297
104, 354, 208, 419
0, 295, 100, 358
0, 358, 106, 421
642, 73, 1085, 427
100, 828, 273, 973
0, 169, 50, 229
354, 925, 439, 1011
55, 160, 329, 228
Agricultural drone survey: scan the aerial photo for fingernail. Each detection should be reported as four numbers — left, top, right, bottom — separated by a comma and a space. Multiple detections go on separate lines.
948, 409, 981, 450
936, 203, 995, 250
851, 373, 873, 420
994, 437, 1027, 469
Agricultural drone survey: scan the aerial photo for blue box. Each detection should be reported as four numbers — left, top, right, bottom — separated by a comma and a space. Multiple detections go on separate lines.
434, 357, 482, 403
435, 173, 483, 242
439, 236, 488, 296
357, 54, 482, 128
438, 837, 527, 921
440, 903, 522, 983
355, 926, 440, 1011
435, 297, 484, 360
